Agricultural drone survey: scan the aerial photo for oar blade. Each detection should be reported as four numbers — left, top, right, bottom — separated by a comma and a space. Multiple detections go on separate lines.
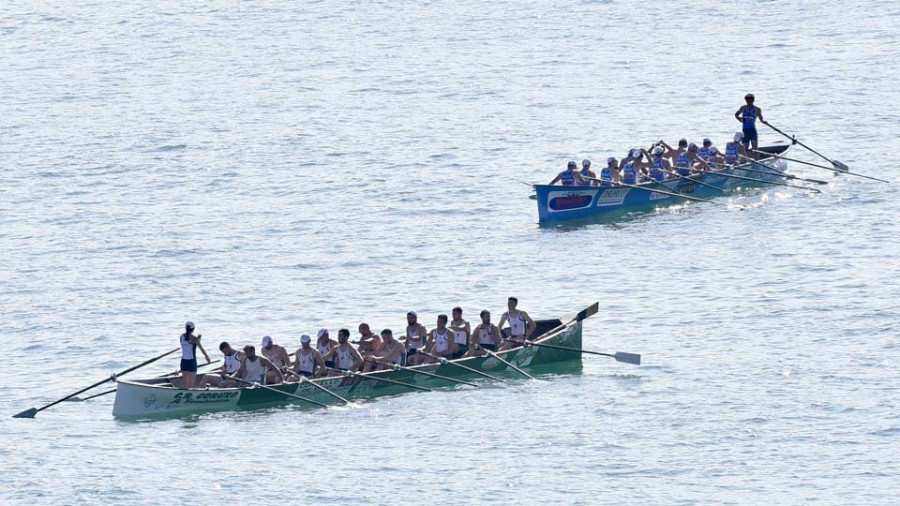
577, 302, 599, 322
832, 160, 850, 172
613, 352, 641, 365
12, 408, 38, 419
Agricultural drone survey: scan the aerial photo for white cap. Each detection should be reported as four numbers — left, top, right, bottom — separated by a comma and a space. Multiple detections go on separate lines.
300, 334, 311, 343
567, 160, 577, 168
607, 157, 617, 164
630, 149, 641, 158
734, 132, 744, 142
582, 159, 591, 168
317, 328, 328, 338
261, 336, 272, 347
652, 146, 665, 156
185, 321, 195, 329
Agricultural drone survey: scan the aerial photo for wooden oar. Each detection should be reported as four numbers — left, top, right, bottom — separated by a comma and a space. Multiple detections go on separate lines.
517, 340, 641, 365
749, 149, 890, 184
417, 350, 503, 382
512, 177, 536, 188
377, 361, 479, 387
231, 377, 329, 408
736, 156, 829, 185
702, 166, 822, 193
584, 176, 716, 205
762, 120, 851, 172
472, 345, 536, 380
332, 368, 433, 392
660, 168, 727, 193
13, 348, 179, 418
69, 359, 225, 402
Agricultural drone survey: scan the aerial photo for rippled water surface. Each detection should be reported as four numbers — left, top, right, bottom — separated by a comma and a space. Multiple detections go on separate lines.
2, 1, 899, 504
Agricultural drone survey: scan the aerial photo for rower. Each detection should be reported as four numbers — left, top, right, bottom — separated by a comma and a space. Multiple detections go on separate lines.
735, 93, 764, 154
599, 157, 620, 187
658, 139, 687, 163
699, 138, 713, 161
686, 143, 712, 172
644, 146, 671, 182
549, 161, 587, 186
498, 297, 536, 350
200, 341, 244, 388
668, 139, 692, 176
294, 334, 326, 378
424, 314, 457, 362
580, 159, 597, 187
179, 321, 210, 389
237, 345, 283, 385
322, 329, 364, 374
356, 323, 382, 360
723, 132, 746, 166
449, 307, 471, 359
261, 335, 292, 384
620, 149, 644, 185
465, 310, 502, 356
316, 329, 338, 370
404, 311, 428, 366
366, 329, 406, 371
706, 146, 724, 170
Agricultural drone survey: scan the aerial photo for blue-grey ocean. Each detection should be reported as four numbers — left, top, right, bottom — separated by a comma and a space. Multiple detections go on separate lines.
2, 1, 899, 504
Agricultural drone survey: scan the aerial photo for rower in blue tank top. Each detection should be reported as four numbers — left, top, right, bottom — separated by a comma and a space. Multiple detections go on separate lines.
735, 93, 765, 154
645, 146, 670, 181
620, 149, 644, 184
579, 159, 596, 186
686, 143, 712, 173
699, 138, 712, 161
549, 161, 586, 186
622, 159, 637, 185
724, 133, 744, 165
599, 157, 619, 187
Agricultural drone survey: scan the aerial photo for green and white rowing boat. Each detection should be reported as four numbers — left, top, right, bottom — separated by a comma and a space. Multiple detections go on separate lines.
112, 304, 598, 419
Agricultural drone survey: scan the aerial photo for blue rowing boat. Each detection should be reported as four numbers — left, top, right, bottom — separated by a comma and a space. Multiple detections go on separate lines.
534, 144, 792, 224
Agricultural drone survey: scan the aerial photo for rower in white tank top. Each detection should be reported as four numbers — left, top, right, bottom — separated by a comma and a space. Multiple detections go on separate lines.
296, 348, 316, 376
224, 350, 243, 374
432, 328, 451, 355
335, 345, 356, 370
244, 356, 267, 384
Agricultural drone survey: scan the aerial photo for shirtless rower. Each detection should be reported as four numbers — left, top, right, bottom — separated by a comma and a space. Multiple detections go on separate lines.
449, 307, 471, 359
549, 161, 587, 186
424, 315, 457, 362
355, 323, 382, 360
735, 93, 764, 154
294, 334, 327, 379
366, 329, 406, 371
316, 329, 338, 370
404, 311, 428, 366
200, 341, 244, 388
235, 345, 283, 385
322, 328, 364, 374
179, 321, 210, 389
261, 335, 292, 384
498, 297, 536, 350
466, 310, 503, 356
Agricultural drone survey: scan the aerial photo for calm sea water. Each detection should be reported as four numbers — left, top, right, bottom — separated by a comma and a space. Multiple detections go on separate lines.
2, 1, 899, 504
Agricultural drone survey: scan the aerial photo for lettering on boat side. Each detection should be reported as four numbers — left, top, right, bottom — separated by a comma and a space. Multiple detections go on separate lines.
594, 188, 629, 207
169, 391, 240, 405
548, 190, 595, 212
674, 182, 695, 194
143, 393, 157, 408
649, 190, 671, 201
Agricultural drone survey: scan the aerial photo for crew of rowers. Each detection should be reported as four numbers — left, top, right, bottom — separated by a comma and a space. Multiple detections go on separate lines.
549, 133, 754, 187
177, 297, 537, 388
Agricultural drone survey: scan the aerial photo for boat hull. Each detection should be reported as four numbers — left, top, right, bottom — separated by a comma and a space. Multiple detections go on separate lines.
534, 144, 791, 224
112, 317, 584, 419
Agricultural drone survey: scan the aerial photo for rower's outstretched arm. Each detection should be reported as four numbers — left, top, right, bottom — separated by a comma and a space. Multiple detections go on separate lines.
548, 173, 562, 185
757, 107, 765, 123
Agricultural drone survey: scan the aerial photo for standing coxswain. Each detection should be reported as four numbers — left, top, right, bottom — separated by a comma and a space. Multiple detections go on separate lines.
498, 297, 536, 350
735, 93, 765, 154
179, 321, 210, 389
449, 307, 471, 359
